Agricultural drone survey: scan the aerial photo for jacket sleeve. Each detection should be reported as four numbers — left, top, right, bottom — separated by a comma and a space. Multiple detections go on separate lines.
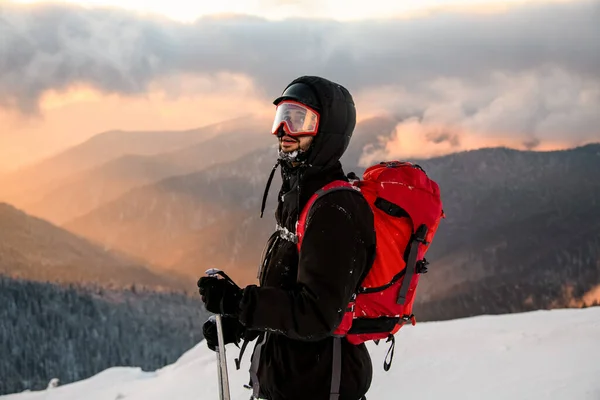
238, 191, 374, 341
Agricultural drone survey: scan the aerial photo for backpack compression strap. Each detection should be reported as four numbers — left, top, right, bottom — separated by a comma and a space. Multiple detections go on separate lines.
397, 223, 429, 305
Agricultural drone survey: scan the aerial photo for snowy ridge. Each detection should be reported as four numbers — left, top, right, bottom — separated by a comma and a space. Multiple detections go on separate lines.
3, 307, 600, 400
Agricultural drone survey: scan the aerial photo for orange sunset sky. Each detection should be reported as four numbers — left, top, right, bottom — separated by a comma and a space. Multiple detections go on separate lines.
1, 0, 599, 171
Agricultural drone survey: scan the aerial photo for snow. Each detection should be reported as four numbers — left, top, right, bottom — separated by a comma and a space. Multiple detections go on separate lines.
3, 307, 600, 400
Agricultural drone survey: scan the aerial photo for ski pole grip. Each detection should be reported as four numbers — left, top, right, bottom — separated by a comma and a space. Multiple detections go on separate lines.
205, 268, 238, 287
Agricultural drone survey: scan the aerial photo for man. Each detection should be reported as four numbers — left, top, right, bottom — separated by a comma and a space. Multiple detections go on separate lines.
198, 76, 376, 400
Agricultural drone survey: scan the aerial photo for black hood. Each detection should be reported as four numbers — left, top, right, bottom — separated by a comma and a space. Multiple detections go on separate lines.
277, 75, 356, 170
259, 76, 356, 218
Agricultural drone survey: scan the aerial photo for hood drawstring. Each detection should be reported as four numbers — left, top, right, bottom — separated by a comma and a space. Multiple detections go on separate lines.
260, 159, 281, 218
296, 168, 301, 228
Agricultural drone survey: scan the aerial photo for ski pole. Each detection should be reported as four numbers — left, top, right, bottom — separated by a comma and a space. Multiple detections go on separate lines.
215, 314, 231, 400
205, 269, 231, 400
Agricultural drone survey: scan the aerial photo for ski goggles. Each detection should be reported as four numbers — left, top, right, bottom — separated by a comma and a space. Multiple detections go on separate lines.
271, 100, 320, 137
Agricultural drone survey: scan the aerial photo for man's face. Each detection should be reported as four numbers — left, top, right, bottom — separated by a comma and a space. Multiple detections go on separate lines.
279, 134, 313, 153
273, 101, 317, 154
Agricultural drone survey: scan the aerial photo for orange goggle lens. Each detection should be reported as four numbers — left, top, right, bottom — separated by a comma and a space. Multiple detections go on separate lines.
271, 100, 319, 136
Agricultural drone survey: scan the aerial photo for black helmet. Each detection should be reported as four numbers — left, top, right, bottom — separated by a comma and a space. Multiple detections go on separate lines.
273, 82, 321, 112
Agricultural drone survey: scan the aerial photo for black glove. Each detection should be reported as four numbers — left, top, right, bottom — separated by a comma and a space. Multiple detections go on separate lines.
197, 272, 243, 316
202, 315, 245, 352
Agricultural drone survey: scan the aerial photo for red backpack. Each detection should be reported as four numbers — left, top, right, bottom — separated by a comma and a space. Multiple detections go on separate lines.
296, 161, 444, 370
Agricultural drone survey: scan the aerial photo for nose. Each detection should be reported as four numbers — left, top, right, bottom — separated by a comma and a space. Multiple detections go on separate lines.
275, 125, 286, 138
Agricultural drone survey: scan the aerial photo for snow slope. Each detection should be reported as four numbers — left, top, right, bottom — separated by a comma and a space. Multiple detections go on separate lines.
3, 307, 600, 400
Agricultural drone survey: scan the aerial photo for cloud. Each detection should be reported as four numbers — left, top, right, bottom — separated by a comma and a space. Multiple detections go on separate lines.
1, 0, 599, 156
0, 72, 272, 171
354, 66, 600, 161
427, 130, 461, 147
1, 0, 598, 111
356, 114, 578, 166
523, 137, 541, 150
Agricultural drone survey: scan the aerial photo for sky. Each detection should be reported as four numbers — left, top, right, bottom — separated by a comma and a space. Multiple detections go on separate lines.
1, 0, 599, 170
8, 0, 582, 22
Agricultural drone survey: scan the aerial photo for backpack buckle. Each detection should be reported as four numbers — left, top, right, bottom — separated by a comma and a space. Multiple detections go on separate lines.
416, 259, 429, 274
347, 295, 356, 312
414, 224, 429, 244
400, 314, 416, 326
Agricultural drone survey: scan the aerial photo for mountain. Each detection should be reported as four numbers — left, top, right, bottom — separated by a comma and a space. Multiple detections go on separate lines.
63, 146, 278, 285
2, 306, 599, 399
150, 115, 272, 170
23, 155, 193, 225
0, 276, 208, 396
0, 117, 249, 209
0, 202, 186, 290
21, 116, 273, 225
410, 143, 600, 319
64, 142, 600, 312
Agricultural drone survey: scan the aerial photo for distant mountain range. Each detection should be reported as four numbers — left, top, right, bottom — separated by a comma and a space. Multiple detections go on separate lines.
410, 144, 600, 319
1, 113, 598, 318
20, 116, 273, 225
63, 146, 279, 285
0, 202, 187, 290
63, 137, 600, 316
0, 116, 263, 214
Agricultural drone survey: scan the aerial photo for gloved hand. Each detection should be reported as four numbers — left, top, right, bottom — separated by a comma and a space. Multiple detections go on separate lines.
197, 272, 243, 316
202, 315, 245, 352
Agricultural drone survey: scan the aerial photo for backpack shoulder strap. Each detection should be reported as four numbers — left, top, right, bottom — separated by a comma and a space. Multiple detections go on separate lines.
295, 180, 358, 252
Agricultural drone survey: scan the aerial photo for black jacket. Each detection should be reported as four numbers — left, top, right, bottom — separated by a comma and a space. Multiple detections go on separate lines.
237, 77, 377, 400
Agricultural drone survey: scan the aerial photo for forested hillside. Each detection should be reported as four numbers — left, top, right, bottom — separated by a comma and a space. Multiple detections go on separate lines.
0, 276, 209, 396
